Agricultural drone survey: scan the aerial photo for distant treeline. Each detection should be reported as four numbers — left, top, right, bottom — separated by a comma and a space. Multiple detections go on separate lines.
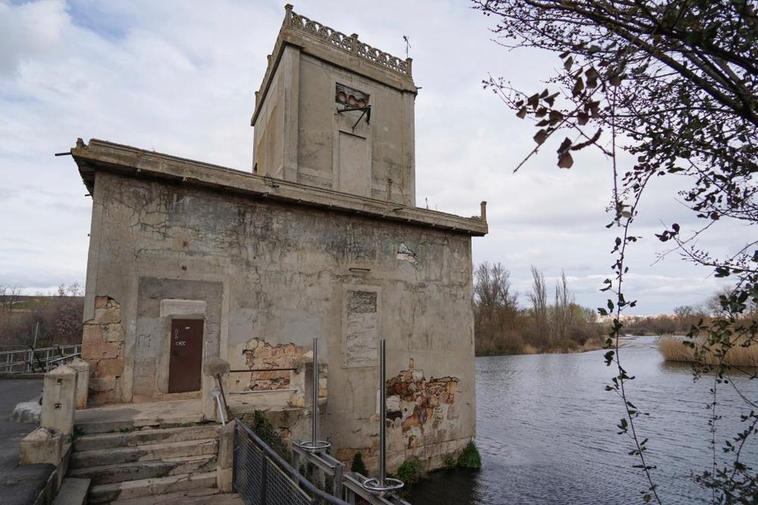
622, 312, 703, 336
474, 263, 604, 356
0, 284, 84, 349
622, 294, 749, 336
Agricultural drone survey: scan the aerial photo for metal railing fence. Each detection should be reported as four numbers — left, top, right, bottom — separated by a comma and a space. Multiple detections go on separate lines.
0, 345, 81, 374
234, 420, 349, 505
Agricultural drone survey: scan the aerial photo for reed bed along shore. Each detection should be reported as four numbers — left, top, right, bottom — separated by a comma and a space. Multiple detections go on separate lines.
658, 335, 758, 368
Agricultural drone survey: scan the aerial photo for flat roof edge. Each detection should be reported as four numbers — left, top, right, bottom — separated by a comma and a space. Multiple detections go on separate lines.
72, 139, 488, 237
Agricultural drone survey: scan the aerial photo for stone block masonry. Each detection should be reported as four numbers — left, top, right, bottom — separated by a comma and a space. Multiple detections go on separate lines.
82, 296, 125, 406
68, 358, 90, 410
41, 365, 77, 436
386, 363, 460, 451
243, 339, 303, 391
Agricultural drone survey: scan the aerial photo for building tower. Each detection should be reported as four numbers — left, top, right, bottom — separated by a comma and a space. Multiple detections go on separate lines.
252, 4, 417, 206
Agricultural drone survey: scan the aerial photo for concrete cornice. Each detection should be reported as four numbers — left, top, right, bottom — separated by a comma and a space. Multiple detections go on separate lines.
251, 5, 417, 126
72, 139, 488, 237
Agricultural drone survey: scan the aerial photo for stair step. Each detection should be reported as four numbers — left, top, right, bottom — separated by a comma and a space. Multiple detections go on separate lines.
76, 416, 207, 435
53, 478, 91, 505
110, 490, 245, 505
68, 454, 217, 485
71, 439, 218, 469
74, 425, 220, 452
88, 471, 217, 504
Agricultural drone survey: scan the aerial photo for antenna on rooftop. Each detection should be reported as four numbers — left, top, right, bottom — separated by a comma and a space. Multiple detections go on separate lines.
402, 35, 411, 59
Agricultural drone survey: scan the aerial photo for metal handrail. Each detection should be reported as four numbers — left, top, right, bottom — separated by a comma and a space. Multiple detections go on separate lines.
236, 420, 350, 505
47, 352, 81, 365
213, 373, 230, 425
293, 443, 344, 498
229, 367, 298, 373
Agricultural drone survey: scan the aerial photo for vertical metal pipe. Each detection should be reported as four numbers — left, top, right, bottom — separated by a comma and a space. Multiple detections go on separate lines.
312, 337, 318, 445
379, 338, 386, 485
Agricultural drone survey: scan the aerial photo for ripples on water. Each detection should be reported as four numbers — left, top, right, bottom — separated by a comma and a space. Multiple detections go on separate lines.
408, 336, 758, 505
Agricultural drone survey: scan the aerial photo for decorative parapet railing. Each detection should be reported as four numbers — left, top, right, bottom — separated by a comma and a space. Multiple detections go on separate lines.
284, 5, 412, 77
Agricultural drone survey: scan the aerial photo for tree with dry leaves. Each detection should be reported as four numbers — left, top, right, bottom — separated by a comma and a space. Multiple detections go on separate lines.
474, 0, 757, 503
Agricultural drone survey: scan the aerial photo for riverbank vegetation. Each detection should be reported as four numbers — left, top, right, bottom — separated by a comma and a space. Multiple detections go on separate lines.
455, 441, 482, 470
473, 262, 604, 356
636, 288, 758, 368
395, 441, 481, 492
659, 335, 758, 368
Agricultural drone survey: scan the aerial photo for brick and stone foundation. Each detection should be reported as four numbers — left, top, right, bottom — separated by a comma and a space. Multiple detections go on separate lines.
82, 296, 125, 405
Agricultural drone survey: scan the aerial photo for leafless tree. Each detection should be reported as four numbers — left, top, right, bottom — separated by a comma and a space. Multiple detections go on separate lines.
552, 271, 575, 341
529, 266, 549, 344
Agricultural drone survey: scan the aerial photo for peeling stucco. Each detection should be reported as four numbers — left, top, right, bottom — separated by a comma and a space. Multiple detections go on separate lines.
386, 363, 460, 450
242, 338, 304, 391
396, 243, 417, 264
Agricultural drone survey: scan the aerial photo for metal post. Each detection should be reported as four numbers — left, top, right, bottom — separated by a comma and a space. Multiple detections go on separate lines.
312, 336, 318, 446
294, 337, 330, 453
379, 338, 386, 486
361, 338, 403, 494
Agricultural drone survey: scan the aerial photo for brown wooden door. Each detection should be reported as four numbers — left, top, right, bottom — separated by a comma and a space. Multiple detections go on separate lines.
169, 319, 203, 393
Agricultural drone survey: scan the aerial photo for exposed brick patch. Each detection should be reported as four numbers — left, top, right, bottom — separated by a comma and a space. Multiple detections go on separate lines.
82, 296, 125, 405
243, 339, 303, 390
385, 363, 460, 450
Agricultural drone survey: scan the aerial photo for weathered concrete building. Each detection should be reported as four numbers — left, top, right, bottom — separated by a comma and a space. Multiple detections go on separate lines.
73, 5, 486, 471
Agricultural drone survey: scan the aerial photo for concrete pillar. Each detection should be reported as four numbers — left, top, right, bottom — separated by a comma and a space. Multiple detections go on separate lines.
19, 427, 64, 465
68, 358, 89, 409
41, 365, 76, 436
216, 419, 236, 492
201, 375, 215, 421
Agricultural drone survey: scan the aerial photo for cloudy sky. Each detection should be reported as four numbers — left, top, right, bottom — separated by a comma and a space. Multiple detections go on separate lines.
0, 0, 744, 314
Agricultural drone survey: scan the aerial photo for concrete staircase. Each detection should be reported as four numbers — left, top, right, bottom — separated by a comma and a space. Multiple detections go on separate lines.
68, 423, 221, 504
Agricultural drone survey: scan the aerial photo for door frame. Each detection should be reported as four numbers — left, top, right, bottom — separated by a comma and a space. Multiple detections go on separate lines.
156, 299, 207, 398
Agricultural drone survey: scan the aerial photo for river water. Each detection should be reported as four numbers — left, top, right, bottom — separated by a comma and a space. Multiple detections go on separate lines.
407, 336, 758, 505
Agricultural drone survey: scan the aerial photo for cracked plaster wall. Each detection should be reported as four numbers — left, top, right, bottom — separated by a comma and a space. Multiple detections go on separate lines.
83, 171, 475, 469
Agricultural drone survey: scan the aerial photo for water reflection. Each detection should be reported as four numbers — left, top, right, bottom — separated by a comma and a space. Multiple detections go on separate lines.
408, 336, 758, 505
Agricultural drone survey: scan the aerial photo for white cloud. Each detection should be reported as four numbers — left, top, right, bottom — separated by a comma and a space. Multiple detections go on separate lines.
0, 0, 68, 74
0, 0, 741, 312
